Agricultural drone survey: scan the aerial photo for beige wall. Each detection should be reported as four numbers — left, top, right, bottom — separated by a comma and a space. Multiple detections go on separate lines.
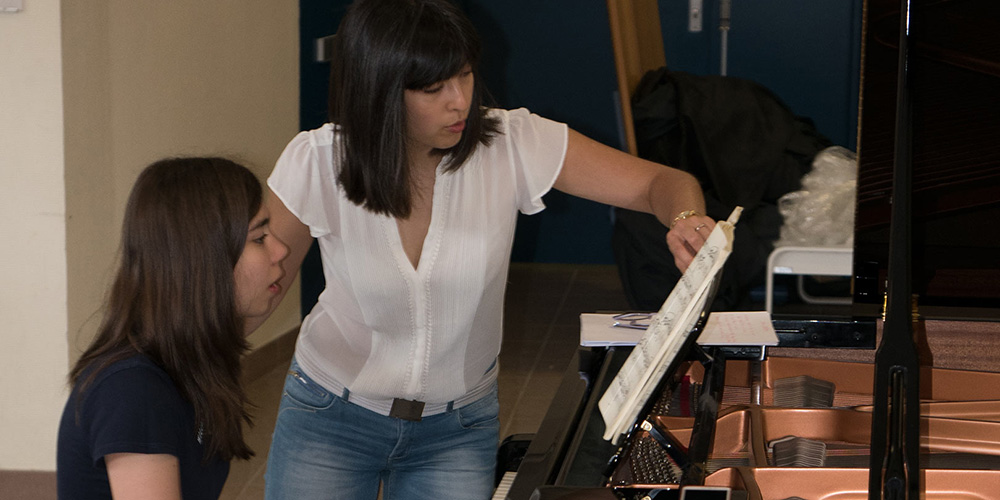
0, 0, 70, 472
1, 0, 300, 471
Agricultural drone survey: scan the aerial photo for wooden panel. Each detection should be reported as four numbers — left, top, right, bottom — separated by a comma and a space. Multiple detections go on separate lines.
606, 0, 666, 155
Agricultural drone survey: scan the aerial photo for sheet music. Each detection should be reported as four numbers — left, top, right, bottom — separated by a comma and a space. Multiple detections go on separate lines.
598, 207, 741, 443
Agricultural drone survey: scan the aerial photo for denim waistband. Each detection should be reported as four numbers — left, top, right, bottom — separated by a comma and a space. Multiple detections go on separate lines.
301, 358, 498, 419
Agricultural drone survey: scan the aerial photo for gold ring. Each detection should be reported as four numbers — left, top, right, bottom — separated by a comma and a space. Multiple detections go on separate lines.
694, 223, 707, 232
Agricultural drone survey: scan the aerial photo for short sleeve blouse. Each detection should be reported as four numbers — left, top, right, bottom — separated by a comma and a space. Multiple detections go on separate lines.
268, 108, 568, 406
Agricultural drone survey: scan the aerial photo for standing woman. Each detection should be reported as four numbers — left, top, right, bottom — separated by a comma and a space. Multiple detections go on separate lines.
57, 157, 288, 500
263, 0, 715, 498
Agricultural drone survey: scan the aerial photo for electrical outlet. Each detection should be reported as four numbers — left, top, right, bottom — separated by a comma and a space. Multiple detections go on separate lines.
1, 0, 24, 13
689, 0, 703, 32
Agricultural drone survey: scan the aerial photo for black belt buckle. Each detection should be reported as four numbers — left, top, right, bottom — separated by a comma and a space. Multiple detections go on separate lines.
390, 398, 425, 421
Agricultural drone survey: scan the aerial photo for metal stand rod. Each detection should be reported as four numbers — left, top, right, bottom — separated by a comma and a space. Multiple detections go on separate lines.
868, 0, 921, 497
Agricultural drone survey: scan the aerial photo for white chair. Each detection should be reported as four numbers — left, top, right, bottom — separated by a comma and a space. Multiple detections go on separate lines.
765, 246, 853, 314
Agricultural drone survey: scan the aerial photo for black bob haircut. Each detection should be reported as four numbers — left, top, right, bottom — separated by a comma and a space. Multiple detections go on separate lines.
329, 0, 500, 218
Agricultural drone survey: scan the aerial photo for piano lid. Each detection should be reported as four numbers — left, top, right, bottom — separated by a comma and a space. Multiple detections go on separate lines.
854, 0, 1000, 318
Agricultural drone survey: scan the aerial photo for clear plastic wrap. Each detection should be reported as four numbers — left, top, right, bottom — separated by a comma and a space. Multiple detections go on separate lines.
776, 146, 857, 247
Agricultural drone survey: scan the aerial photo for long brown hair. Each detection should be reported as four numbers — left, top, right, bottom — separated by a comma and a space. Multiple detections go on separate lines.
330, 0, 500, 218
70, 157, 259, 461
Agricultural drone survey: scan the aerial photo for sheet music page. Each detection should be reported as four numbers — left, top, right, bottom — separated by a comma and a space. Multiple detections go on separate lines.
601, 285, 713, 442
598, 207, 741, 442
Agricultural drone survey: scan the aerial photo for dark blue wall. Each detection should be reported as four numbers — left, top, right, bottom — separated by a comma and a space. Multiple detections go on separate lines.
658, 0, 863, 150
298, 1, 344, 131
461, 1, 622, 264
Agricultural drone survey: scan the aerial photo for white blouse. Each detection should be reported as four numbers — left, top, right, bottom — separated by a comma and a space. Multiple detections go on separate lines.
268, 108, 568, 411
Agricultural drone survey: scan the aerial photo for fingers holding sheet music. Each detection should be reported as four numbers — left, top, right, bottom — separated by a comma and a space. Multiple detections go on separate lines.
667, 214, 716, 272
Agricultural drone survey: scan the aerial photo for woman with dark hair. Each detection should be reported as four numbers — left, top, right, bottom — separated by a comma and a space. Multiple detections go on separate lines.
263, 0, 715, 498
57, 157, 288, 500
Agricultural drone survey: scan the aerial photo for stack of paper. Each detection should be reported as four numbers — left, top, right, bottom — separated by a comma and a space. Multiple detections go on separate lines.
581, 310, 777, 347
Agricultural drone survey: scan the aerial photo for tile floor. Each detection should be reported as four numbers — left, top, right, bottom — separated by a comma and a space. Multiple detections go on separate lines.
219, 262, 631, 499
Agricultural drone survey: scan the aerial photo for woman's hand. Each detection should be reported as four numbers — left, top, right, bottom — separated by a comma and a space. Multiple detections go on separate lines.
666, 213, 716, 272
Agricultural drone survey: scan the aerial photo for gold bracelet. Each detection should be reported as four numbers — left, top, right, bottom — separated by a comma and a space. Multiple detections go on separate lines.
669, 210, 699, 229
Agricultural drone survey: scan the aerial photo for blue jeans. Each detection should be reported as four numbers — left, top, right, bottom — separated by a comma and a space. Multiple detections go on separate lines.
264, 359, 499, 500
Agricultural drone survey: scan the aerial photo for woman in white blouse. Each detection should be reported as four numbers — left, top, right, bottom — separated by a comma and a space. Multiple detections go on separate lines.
262, 0, 715, 498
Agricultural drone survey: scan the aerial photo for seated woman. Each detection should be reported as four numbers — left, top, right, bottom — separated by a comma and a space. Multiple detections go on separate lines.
57, 157, 288, 500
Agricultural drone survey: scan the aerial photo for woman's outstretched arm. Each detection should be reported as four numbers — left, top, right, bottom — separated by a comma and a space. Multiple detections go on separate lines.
553, 129, 716, 272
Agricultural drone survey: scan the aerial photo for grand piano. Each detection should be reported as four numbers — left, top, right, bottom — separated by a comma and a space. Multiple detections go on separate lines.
497, 0, 1000, 498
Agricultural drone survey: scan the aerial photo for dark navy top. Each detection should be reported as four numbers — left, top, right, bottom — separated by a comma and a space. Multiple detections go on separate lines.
57, 354, 229, 499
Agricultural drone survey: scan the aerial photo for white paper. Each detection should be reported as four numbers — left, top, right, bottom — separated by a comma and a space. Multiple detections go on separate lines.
581, 310, 777, 347
697, 311, 778, 346
580, 313, 645, 346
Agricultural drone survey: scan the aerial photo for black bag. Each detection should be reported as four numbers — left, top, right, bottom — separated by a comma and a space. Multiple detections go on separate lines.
613, 68, 832, 311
